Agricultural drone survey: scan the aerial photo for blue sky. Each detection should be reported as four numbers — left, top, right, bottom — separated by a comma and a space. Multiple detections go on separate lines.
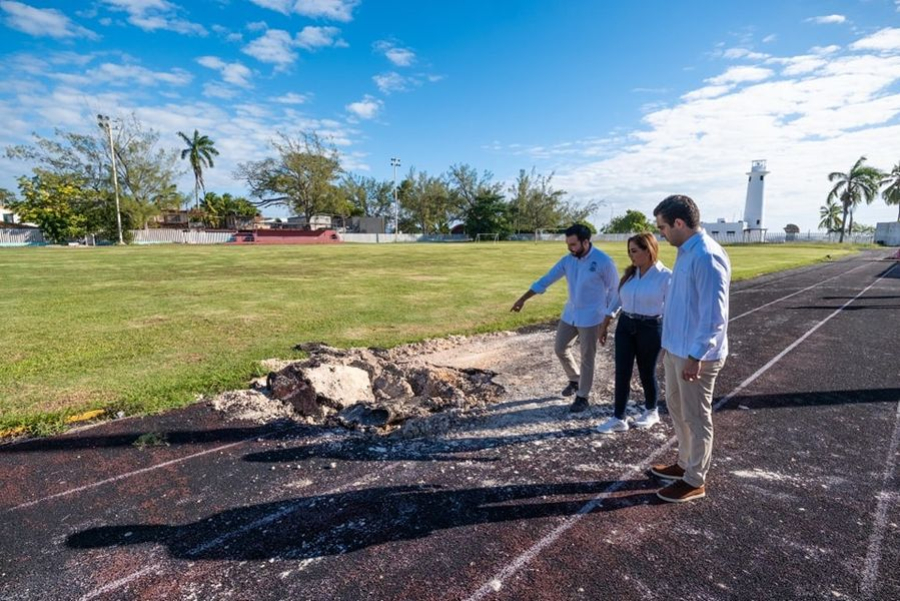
2, 0, 900, 231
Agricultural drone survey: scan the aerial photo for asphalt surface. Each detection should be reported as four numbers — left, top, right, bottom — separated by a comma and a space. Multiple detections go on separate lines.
2, 250, 899, 601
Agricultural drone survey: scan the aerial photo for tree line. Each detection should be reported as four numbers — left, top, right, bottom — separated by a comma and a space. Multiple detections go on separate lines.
2, 116, 600, 244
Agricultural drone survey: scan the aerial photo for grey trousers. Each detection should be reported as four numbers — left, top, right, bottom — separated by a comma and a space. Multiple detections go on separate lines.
663, 352, 726, 487
554, 320, 600, 398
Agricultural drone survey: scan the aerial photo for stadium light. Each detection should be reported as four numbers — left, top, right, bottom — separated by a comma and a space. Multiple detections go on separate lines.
97, 114, 124, 245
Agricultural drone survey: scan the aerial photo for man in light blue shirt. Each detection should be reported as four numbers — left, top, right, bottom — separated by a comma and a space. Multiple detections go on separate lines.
511, 224, 619, 412
650, 195, 731, 504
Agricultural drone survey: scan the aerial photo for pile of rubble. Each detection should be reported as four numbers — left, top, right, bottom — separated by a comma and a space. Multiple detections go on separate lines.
212, 340, 504, 434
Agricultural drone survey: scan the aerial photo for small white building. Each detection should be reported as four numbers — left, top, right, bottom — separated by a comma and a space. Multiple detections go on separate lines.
0, 203, 18, 225
702, 218, 746, 240
874, 222, 900, 246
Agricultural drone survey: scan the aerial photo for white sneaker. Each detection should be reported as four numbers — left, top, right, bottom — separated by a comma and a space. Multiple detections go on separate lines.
633, 408, 660, 429
596, 417, 629, 435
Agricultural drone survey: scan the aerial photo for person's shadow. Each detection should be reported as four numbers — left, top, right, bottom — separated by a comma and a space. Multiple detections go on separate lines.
67, 479, 660, 561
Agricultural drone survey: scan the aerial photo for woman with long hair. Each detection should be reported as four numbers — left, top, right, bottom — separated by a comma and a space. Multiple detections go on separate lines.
596, 232, 672, 434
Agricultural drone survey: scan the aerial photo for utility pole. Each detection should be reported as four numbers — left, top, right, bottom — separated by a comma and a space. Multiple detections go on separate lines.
390, 157, 401, 235
97, 114, 124, 245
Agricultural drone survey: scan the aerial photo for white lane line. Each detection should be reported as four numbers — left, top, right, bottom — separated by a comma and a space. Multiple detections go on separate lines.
465, 261, 899, 601
76, 468, 398, 600
860, 395, 900, 599
78, 565, 158, 601
730, 262, 869, 322
4, 427, 301, 514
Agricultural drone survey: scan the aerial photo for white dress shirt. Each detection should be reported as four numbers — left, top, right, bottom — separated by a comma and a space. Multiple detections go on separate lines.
530, 244, 619, 327
662, 230, 731, 361
613, 261, 672, 317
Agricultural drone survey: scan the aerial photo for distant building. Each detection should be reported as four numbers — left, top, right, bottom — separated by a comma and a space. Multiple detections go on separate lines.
154, 210, 193, 228
874, 222, 900, 246
286, 214, 333, 230
349, 216, 386, 234
702, 217, 746, 239
0, 202, 19, 226
285, 214, 386, 234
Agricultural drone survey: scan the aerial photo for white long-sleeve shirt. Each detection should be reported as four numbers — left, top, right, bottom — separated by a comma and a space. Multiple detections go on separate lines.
530, 244, 619, 327
662, 231, 731, 361
612, 261, 672, 317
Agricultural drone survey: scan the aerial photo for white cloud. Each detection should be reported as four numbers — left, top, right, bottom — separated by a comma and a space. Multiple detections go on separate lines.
197, 56, 253, 87
778, 55, 827, 76
248, 0, 291, 14
373, 71, 410, 93
811, 45, 840, 55
247, 20, 268, 32
88, 62, 193, 86
806, 15, 846, 25
722, 48, 770, 60
707, 66, 773, 85
212, 24, 243, 43
250, 0, 358, 21
345, 94, 382, 120
1, 1, 98, 39
374, 40, 416, 66
273, 92, 309, 104
203, 82, 238, 99
293, 0, 359, 22
851, 27, 900, 52
682, 85, 732, 101
101, 0, 206, 36
296, 25, 347, 50
762, 34, 777, 43
242, 29, 297, 67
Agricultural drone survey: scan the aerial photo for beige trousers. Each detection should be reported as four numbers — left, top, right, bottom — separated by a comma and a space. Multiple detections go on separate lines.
554, 320, 600, 398
663, 352, 725, 487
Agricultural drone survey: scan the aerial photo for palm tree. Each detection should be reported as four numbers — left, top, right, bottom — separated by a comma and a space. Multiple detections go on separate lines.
177, 130, 219, 208
818, 199, 843, 233
880, 162, 900, 221
827, 156, 883, 243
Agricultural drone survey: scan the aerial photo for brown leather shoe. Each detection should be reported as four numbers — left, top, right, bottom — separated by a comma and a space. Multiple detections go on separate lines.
650, 463, 685, 480
657, 480, 706, 503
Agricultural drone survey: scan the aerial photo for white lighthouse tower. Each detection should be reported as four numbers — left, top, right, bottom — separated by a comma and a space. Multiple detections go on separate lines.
743, 159, 768, 241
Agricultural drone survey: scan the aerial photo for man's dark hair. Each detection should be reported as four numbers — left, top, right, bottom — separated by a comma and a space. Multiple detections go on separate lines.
564, 223, 592, 242
653, 195, 701, 229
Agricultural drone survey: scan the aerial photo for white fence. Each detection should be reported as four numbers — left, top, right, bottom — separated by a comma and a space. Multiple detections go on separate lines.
340, 233, 469, 243
131, 229, 236, 245
0, 229, 45, 246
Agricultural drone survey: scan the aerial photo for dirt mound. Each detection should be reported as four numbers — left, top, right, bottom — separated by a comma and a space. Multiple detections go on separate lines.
212, 336, 505, 434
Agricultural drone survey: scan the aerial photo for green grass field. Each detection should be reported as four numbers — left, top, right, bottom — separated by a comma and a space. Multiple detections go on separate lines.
0, 241, 863, 435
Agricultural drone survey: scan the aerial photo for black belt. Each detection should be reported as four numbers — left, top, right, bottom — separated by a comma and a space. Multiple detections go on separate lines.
622, 312, 661, 322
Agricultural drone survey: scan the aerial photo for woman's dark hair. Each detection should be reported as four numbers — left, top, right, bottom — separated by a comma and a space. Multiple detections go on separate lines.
653, 194, 700, 229
619, 232, 659, 289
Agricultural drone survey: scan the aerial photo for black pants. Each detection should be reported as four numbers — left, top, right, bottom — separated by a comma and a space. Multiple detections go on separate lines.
614, 314, 662, 419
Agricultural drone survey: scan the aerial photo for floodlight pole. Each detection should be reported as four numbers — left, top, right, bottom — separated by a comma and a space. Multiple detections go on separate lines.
390, 157, 401, 235
97, 114, 124, 245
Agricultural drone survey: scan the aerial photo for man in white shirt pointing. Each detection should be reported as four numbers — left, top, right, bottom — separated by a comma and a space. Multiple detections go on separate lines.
651, 195, 731, 503
511, 224, 619, 413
